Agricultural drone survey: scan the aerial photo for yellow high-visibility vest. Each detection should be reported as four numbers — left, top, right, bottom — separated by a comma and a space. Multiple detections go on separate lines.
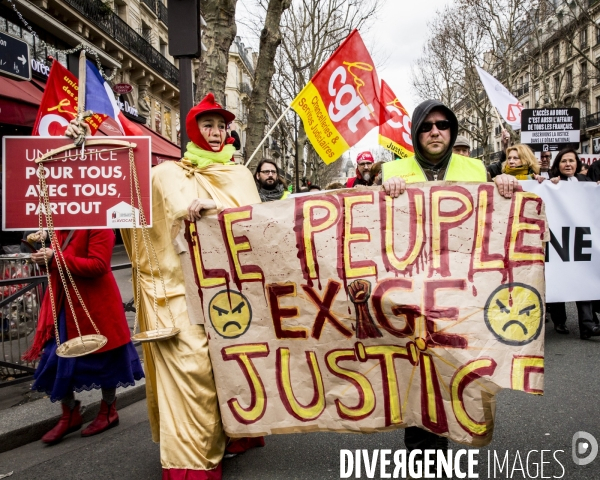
382, 154, 487, 183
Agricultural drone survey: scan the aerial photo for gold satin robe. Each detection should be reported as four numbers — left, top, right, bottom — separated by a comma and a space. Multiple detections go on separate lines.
122, 160, 260, 471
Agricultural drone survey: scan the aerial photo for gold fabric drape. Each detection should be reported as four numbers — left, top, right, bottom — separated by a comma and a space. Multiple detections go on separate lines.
122, 161, 260, 470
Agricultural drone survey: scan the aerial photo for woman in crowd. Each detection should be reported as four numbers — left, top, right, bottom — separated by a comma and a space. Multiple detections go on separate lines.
370, 161, 384, 186
25, 230, 144, 444
122, 93, 263, 479
547, 148, 596, 184
539, 148, 600, 339
502, 144, 540, 180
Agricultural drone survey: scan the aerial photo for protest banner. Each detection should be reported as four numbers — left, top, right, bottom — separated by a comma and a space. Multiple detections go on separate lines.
291, 30, 383, 164
2, 136, 151, 230
520, 108, 580, 152
378, 80, 413, 158
521, 180, 600, 302
579, 154, 600, 166
180, 183, 547, 446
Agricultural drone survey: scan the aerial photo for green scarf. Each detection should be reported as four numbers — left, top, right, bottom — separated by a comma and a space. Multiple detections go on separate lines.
503, 163, 532, 180
183, 142, 236, 168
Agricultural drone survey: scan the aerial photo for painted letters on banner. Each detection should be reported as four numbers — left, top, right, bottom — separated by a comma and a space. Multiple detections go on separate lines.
378, 80, 413, 158
291, 30, 383, 164
521, 180, 600, 302
2, 136, 151, 230
180, 183, 548, 446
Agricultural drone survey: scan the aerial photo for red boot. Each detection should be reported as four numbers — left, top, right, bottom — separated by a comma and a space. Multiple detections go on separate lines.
42, 400, 83, 445
81, 399, 119, 437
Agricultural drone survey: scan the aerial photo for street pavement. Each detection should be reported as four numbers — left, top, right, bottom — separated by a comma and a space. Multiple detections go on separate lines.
0, 302, 599, 479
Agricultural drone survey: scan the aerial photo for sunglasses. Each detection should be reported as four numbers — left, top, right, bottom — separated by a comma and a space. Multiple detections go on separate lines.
419, 120, 451, 133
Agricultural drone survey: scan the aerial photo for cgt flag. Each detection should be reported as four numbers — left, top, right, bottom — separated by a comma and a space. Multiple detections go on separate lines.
291, 30, 383, 164
378, 80, 413, 158
32, 60, 106, 136
476, 66, 523, 129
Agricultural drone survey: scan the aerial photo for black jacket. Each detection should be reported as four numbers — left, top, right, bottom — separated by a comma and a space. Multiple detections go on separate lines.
586, 160, 600, 182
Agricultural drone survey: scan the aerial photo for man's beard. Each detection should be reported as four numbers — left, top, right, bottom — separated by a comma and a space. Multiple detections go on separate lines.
362, 172, 371, 182
260, 178, 277, 190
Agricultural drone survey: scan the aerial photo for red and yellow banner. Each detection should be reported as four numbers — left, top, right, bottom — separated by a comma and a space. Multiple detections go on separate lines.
32, 61, 106, 136
378, 80, 414, 158
291, 30, 383, 164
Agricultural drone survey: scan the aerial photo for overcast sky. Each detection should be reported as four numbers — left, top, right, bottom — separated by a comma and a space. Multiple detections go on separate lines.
236, 0, 452, 159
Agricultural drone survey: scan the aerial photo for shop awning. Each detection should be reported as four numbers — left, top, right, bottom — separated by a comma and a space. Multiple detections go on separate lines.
0, 76, 44, 127
97, 118, 181, 165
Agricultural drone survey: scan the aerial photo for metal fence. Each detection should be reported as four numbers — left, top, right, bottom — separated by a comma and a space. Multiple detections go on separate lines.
0, 254, 45, 387
0, 258, 133, 388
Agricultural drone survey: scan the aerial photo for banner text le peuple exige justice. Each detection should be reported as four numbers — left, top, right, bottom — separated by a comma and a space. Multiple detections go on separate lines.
180, 183, 549, 446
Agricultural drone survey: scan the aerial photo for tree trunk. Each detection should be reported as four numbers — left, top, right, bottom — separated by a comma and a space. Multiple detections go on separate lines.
245, 0, 292, 170
195, 0, 238, 104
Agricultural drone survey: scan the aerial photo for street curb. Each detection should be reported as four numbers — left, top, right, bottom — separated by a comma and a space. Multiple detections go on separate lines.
0, 377, 146, 453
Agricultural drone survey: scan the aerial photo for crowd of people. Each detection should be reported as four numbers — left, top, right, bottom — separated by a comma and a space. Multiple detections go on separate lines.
23, 92, 598, 479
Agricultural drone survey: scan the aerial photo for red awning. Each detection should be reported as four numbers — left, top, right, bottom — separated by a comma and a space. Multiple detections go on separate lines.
97, 118, 181, 165
0, 76, 44, 127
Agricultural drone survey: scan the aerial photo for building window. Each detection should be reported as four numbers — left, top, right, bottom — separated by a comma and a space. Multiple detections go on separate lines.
553, 45, 559, 65
554, 74, 560, 95
543, 52, 549, 69
566, 69, 573, 91
581, 28, 588, 48
567, 42, 573, 57
580, 99, 589, 117
534, 88, 540, 106
164, 106, 172, 139
581, 61, 588, 86
160, 39, 168, 57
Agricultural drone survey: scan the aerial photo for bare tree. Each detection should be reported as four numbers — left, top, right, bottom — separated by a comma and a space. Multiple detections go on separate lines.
272, 0, 381, 186
196, 0, 239, 103
245, 0, 292, 170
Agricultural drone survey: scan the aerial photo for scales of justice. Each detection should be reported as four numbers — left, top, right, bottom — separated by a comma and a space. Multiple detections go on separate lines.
34, 51, 179, 358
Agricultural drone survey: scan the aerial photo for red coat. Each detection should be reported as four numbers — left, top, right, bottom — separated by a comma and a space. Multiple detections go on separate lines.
25, 230, 130, 360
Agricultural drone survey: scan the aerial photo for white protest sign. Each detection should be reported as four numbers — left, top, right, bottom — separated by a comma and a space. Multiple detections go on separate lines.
521, 180, 600, 302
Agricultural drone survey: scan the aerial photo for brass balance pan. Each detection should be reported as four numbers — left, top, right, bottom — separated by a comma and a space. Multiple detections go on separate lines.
56, 334, 108, 358
131, 327, 180, 343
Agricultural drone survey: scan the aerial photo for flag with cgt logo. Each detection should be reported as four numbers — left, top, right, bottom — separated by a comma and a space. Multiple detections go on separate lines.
291, 30, 384, 164
378, 80, 414, 158
32, 60, 106, 136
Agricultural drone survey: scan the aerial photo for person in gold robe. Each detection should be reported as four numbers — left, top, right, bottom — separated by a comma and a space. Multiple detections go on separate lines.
122, 93, 262, 479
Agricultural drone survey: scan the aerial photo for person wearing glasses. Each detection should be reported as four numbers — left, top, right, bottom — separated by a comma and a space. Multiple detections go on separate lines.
254, 159, 290, 202
346, 151, 375, 187
381, 99, 518, 467
538, 151, 552, 179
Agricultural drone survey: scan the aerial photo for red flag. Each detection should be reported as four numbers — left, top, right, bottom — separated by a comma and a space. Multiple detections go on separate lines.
378, 80, 414, 158
32, 61, 106, 136
291, 30, 384, 164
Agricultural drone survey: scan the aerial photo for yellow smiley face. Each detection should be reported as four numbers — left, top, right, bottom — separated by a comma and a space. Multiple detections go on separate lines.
484, 283, 543, 345
208, 290, 252, 338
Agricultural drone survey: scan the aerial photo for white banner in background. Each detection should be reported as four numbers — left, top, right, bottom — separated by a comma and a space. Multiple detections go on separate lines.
522, 180, 600, 302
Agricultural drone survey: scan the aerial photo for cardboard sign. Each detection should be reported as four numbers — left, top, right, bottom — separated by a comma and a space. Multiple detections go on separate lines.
521, 108, 580, 152
2, 136, 152, 230
180, 184, 548, 446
